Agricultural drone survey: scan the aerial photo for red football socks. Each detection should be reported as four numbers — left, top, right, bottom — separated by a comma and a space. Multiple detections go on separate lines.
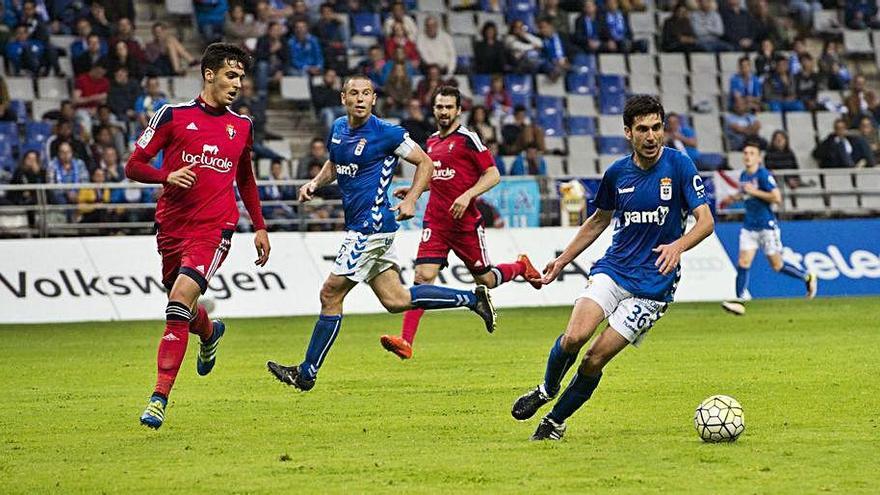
189, 304, 214, 342
401, 308, 425, 344
493, 261, 525, 286
154, 320, 189, 397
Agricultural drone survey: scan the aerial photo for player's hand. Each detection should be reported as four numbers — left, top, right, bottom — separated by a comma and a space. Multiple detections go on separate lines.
742, 182, 758, 195
392, 186, 411, 200
165, 164, 197, 188
392, 197, 416, 220
254, 229, 270, 267
653, 241, 684, 275
298, 180, 317, 202
449, 192, 472, 219
541, 257, 567, 285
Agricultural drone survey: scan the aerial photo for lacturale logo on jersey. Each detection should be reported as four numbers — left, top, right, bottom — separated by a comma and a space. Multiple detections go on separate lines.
336, 163, 360, 176
181, 144, 233, 173
431, 160, 455, 180
623, 206, 670, 227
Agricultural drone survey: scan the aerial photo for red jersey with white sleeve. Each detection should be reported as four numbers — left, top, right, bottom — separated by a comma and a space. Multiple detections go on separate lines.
423, 125, 495, 231
125, 95, 266, 237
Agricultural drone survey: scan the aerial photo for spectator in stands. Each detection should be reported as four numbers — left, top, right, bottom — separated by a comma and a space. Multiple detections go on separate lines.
254, 21, 290, 97
505, 19, 543, 73
360, 45, 387, 88
288, 19, 324, 76
473, 21, 506, 74
788, 0, 823, 31
866, 91, 880, 127
385, 21, 421, 68
20, 0, 63, 76
601, 0, 647, 53
818, 39, 851, 90
728, 56, 762, 112
109, 18, 145, 65
296, 138, 328, 180
107, 39, 141, 81
261, 159, 296, 228
0, 76, 15, 122
90, 124, 121, 167
765, 130, 799, 172
50, 0, 90, 34
844, 75, 871, 127
312, 2, 349, 75
813, 118, 875, 168
691, 0, 732, 52
85, 1, 112, 39
753, 39, 777, 79
401, 99, 434, 148
9, 151, 45, 211
720, 0, 755, 51
485, 138, 506, 174
501, 105, 545, 154
73, 32, 105, 75
844, 0, 880, 29
47, 119, 91, 166
475, 196, 504, 228
725, 97, 766, 151
48, 141, 88, 204
4, 24, 44, 76
415, 64, 453, 111
76, 168, 119, 224
763, 56, 804, 112
107, 66, 141, 122
288, 0, 311, 26
97, 145, 125, 183
794, 53, 820, 111
485, 73, 513, 116
69, 18, 105, 61
94, 104, 127, 151
664, 112, 705, 169
382, 1, 417, 40
134, 75, 168, 130
509, 144, 547, 175
661, 2, 699, 53
378, 46, 418, 87
537, 16, 569, 80
311, 68, 346, 132
382, 61, 414, 117
224, 3, 263, 46
145, 21, 198, 77
417, 15, 457, 75
573, 0, 606, 54
195, 0, 228, 43
751, 0, 784, 47
231, 78, 272, 141
788, 37, 808, 76
540, 0, 569, 35
468, 105, 497, 144
856, 116, 880, 163
73, 60, 109, 133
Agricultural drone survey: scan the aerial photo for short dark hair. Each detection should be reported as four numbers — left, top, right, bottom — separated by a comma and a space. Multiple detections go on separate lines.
623, 94, 664, 128
201, 42, 253, 79
742, 137, 763, 150
738, 55, 750, 66
311, 137, 324, 146
343, 74, 373, 90
431, 85, 461, 108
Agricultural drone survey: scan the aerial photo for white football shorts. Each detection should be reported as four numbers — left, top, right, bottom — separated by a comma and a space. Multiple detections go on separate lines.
738, 227, 783, 255
331, 231, 400, 283
577, 273, 669, 347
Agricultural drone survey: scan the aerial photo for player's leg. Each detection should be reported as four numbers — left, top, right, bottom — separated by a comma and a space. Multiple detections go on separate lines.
267, 273, 357, 391
455, 225, 542, 290
764, 228, 818, 299
380, 263, 441, 360
722, 228, 758, 316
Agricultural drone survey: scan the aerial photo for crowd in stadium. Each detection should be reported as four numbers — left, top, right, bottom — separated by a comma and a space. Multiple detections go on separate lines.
0, 0, 878, 232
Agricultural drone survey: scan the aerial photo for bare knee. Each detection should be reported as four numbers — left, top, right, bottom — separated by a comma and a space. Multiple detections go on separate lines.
319, 282, 345, 312
413, 272, 433, 285
579, 348, 610, 375
378, 293, 410, 313
560, 333, 588, 354
472, 271, 496, 288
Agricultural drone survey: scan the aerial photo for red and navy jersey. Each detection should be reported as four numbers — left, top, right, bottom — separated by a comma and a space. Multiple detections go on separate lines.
127, 95, 265, 236
423, 125, 495, 231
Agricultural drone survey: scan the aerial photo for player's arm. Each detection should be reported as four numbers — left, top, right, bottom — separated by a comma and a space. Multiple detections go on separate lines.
298, 159, 336, 202
235, 125, 270, 266
653, 203, 714, 275
392, 137, 431, 221
742, 176, 781, 205
125, 105, 195, 187
541, 208, 614, 284
450, 166, 500, 219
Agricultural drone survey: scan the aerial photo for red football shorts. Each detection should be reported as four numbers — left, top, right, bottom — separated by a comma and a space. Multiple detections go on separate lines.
157, 229, 233, 293
415, 224, 491, 274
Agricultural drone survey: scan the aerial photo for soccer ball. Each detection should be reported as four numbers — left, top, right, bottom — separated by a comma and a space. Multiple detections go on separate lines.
694, 395, 744, 443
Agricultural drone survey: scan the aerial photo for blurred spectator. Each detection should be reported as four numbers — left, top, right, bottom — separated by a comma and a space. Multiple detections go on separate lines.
720, 0, 755, 51
110, 18, 145, 65
9, 150, 45, 209
664, 113, 704, 169
401, 99, 434, 148
818, 40, 851, 90
48, 118, 92, 166
540, 0, 569, 35
231, 78, 271, 141
97, 146, 125, 182
288, 0, 310, 26
468, 105, 497, 143
311, 68, 345, 132
107, 66, 141, 121
485, 74, 513, 116
90, 124, 122, 168
788, 0, 823, 30
661, 2, 699, 53
415, 64, 454, 111
765, 130, 799, 171
312, 2, 349, 75
763, 56, 804, 112
866, 91, 880, 123
725, 97, 766, 151
475, 196, 504, 228
224, 4, 265, 46
844, 75, 871, 127
378, 46, 418, 87
101, 0, 135, 23
844, 0, 880, 29
254, 22, 290, 97
473, 22, 506, 74
485, 138, 506, 174
509, 144, 547, 175
195, 0, 228, 43
261, 159, 296, 228
501, 105, 545, 154
360, 45, 387, 88
134, 75, 169, 130
48, 141, 89, 204
5, 24, 44, 76
728, 56, 762, 112
382, 1, 417, 40
751, 0, 784, 47
77, 168, 116, 223
296, 138, 328, 179
794, 53, 820, 111
228, 103, 283, 161
856, 116, 880, 163
73, 32, 105, 75
382, 61, 414, 117
85, 1, 112, 39
753, 38, 777, 78
73, 61, 109, 133
50, 0, 90, 32
537, 16, 569, 79
601, 0, 647, 53
813, 118, 875, 168
145, 22, 198, 76
691, 0, 732, 52
0, 76, 14, 121
505, 19, 543, 73
94, 104, 127, 151
20, 0, 63, 76
107, 39, 141, 81
788, 37, 808, 76
385, 21, 421, 67
288, 19, 324, 76
69, 17, 106, 61
417, 15, 456, 75
573, 0, 605, 54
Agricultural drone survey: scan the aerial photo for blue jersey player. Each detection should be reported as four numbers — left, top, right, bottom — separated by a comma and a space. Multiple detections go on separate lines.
267, 75, 496, 391
721, 139, 817, 316
511, 95, 715, 440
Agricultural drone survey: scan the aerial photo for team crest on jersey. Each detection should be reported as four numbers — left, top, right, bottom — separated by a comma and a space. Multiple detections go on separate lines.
226, 124, 236, 139
448, 142, 455, 151
354, 138, 367, 156
660, 177, 672, 201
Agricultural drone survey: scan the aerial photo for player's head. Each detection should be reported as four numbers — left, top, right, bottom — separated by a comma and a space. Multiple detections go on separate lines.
432, 86, 462, 131
623, 94, 665, 164
742, 139, 762, 170
201, 42, 253, 106
341, 75, 377, 122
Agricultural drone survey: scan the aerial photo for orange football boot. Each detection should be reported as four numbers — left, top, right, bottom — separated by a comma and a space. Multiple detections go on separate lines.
380, 334, 413, 359
517, 254, 543, 290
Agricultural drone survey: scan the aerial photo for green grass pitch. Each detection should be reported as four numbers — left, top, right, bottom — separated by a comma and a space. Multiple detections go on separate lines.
1, 297, 878, 493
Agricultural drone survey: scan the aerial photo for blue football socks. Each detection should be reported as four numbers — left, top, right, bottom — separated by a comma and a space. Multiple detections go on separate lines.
543, 335, 577, 397
300, 314, 342, 380
735, 266, 749, 299
547, 372, 603, 424
409, 284, 477, 310
780, 261, 808, 281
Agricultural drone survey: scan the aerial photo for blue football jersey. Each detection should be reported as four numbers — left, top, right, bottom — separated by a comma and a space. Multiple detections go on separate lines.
327, 115, 411, 234
740, 166, 777, 231
590, 147, 708, 302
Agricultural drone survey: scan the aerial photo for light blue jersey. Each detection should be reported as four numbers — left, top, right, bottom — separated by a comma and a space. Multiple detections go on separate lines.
740, 166, 777, 231
327, 115, 413, 234
590, 147, 707, 302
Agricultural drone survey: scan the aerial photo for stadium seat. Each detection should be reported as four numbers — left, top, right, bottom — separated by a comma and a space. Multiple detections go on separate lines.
419, 0, 446, 12
689, 53, 718, 75
627, 53, 656, 75
570, 53, 598, 75
815, 112, 838, 138
829, 194, 859, 209
449, 12, 477, 36
813, 9, 841, 33
30, 100, 59, 121
165, 0, 194, 15
842, 29, 872, 54
505, 74, 533, 96
856, 173, 880, 208
20, 141, 44, 158
5, 77, 34, 101
795, 151, 818, 169
785, 113, 818, 151
598, 155, 619, 173
453, 75, 473, 99
598, 92, 625, 115
659, 53, 688, 74
506, 11, 536, 32
476, 12, 506, 34
566, 94, 596, 116
597, 136, 630, 155
567, 116, 596, 135
755, 112, 784, 142
597, 115, 622, 136
536, 95, 564, 117
824, 173, 855, 193
690, 72, 719, 95
692, 115, 724, 152
660, 93, 688, 114
453, 35, 474, 57
471, 74, 492, 96
660, 73, 688, 95
0, 141, 13, 171
536, 74, 566, 97
567, 155, 597, 175
9, 100, 28, 123
565, 73, 596, 95
537, 113, 564, 137
629, 12, 655, 34
719, 52, 747, 74
599, 54, 627, 74
351, 13, 381, 36
817, 90, 843, 108
544, 136, 565, 153
172, 77, 201, 100
25, 122, 52, 143
544, 155, 566, 176
598, 74, 626, 94
280, 76, 310, 100
567, 135, 596, 159
510, 93, 531, 109
628, 71, 658, 94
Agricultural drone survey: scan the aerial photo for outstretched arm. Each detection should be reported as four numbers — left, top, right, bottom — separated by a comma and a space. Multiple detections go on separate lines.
298, 160, 337, 202
450, 166, 501, 219
541, 208, 614, 284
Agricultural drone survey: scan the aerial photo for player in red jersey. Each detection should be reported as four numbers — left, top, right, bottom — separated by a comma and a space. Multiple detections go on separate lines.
380, 86, 542, 359
125, 43, 271, 429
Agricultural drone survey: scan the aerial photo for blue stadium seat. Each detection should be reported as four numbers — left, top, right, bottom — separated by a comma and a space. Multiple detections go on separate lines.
351, 13, 381, 36
471, 74, 492, 96
570, 53, 598, 74
537, 113, 564, 136
536, 95, 564, 117
508, 0, 536, 13
597, 136, 630, 155
505, 74, 533, 96
0, 141, 13, 171
457, 55, 472, 73
599, 92, 626, 114
510, 93, 531, 109
0, 122, 19, 147
505, 11, 536, 32
566, 73, 596, 95
598, 74, 627, 94
9, 100, 28, 124
567, 116, 596, 135
20, 141, 44, 159
25, 121, 53, 144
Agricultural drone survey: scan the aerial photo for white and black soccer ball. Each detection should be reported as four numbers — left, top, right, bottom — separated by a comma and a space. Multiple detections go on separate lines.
694, 395, 744, 443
